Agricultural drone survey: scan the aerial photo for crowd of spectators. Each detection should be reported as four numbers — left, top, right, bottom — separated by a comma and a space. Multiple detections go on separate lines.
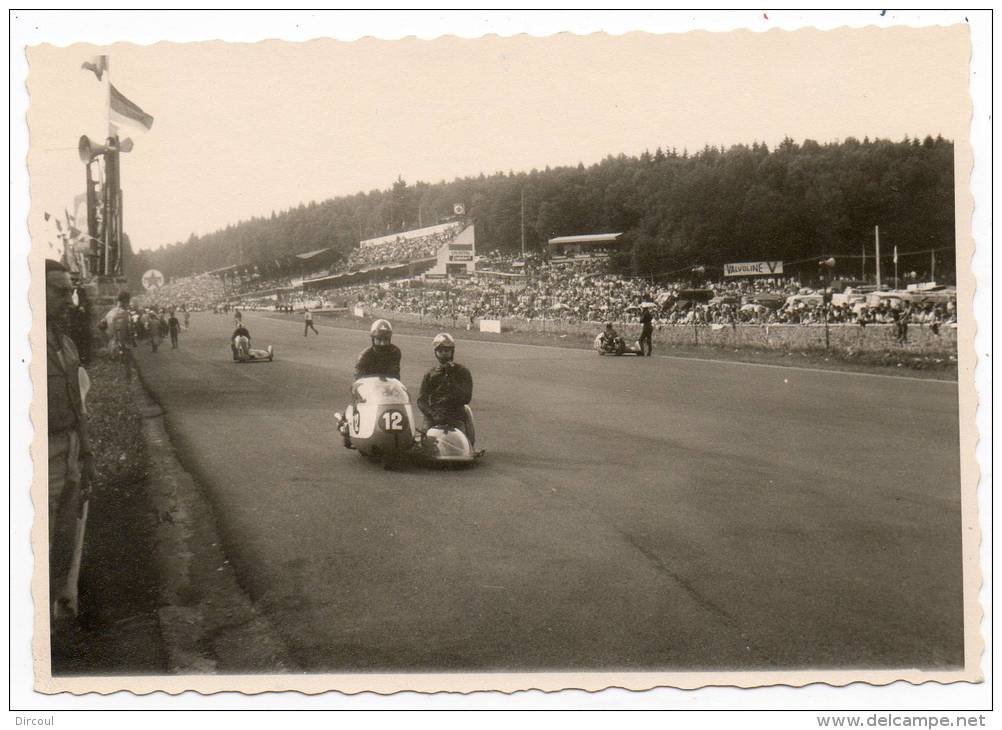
311, 257, 957, 334
230, 274, 293, 296
215, 222, 467, 301
476, 250, 546, 275
140, 274, 224, 312
338, 222, 464, 273
205, 249, 957, 340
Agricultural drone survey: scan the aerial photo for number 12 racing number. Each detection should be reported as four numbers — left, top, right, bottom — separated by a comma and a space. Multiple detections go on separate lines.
381, 410, 404, 431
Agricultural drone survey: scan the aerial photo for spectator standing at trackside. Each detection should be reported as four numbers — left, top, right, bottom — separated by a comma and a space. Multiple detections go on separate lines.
69, 282, 93, 366
103, 291, 133, 354
897, 305, 911, 344
234, 308, 242, 328
168, 310, 182, 349
304, 307, 319, 337
46, 259, 96, 623
148, 310, 163, 353
638, 305, 654, 356
183, 305, 190, 330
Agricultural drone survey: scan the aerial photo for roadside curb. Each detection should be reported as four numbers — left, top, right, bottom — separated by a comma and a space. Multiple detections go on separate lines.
131, 375, 299, 674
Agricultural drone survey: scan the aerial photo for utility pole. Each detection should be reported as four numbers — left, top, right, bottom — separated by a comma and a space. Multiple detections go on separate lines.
874, 225, 882, 289
861, 243, 866, 282
520, 188, 526, 258
931, 250, 936, 282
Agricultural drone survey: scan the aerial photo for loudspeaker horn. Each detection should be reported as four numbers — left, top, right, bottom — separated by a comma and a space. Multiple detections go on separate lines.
78, 135, 109, 163
78, 135, 134, 163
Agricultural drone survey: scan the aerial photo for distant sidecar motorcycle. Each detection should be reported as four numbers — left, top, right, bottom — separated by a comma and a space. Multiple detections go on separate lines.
231, 335, 274, 363
594, 333, 643, 356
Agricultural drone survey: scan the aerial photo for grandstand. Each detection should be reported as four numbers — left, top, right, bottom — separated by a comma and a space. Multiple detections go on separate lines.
297, 221, 468, 300
547, 232, 624, 261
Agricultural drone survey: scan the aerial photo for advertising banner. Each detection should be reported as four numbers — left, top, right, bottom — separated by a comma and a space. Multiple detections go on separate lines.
479, 319, 502, 334
723, 261, 784, 277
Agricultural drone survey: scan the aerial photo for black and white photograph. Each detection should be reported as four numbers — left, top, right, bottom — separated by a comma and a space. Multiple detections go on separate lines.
12, 9, 990, 713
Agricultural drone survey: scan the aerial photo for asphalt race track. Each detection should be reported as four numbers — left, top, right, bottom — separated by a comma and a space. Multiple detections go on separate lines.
132, 312, 964, 671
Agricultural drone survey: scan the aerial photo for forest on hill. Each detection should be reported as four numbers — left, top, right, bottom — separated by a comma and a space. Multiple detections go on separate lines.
138, 135, 954, 280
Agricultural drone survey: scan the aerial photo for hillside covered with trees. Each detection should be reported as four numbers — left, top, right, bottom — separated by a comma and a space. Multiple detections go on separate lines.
138, 135, 954, 280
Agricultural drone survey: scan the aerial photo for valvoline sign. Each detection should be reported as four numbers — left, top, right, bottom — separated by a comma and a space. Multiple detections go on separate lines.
723, 261, 784, 277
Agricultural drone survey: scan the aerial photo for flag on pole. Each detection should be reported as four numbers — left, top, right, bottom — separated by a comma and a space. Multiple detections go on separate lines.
65, 209, 82, 240
73, 193, 88, 224
81, 55, 108, 81
893, 246, 898, 264
110, 84, 154, 132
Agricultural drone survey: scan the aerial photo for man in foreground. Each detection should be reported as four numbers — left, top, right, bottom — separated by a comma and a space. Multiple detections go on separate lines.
46, 259, 96, 624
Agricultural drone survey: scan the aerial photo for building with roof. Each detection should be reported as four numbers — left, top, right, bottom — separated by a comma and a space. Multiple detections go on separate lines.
547, 232, 624, 260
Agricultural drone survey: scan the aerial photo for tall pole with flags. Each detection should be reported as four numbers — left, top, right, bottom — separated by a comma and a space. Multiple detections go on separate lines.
861, 243, 866, 282
893, 245, 898, 286
81, 53, 154, 279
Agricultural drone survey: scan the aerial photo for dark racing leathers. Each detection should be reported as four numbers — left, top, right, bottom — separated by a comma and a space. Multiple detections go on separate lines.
417, 362, 474, 443
354, 344, 402, 380
232, 325, 252, 359
600, 330, 623, 354
639, 309, 654, 356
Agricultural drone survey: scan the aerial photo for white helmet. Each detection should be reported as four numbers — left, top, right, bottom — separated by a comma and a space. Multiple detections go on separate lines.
370, 319, 393, 345
433, 332, 455, 364
432, 332, 455, 350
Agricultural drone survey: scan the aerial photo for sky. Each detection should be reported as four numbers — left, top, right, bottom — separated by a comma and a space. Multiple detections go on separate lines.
26, 19, 971, 253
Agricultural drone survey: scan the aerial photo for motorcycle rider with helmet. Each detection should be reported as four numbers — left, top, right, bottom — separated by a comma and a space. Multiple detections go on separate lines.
231, 322, 252, 360
354, 319, 402, 379
600, 321, 624, 354
417, 332, 476, 447
341, 319, 403, 448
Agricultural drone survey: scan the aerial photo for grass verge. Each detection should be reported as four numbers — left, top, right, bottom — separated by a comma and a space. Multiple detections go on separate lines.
50, 355, 166, 675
